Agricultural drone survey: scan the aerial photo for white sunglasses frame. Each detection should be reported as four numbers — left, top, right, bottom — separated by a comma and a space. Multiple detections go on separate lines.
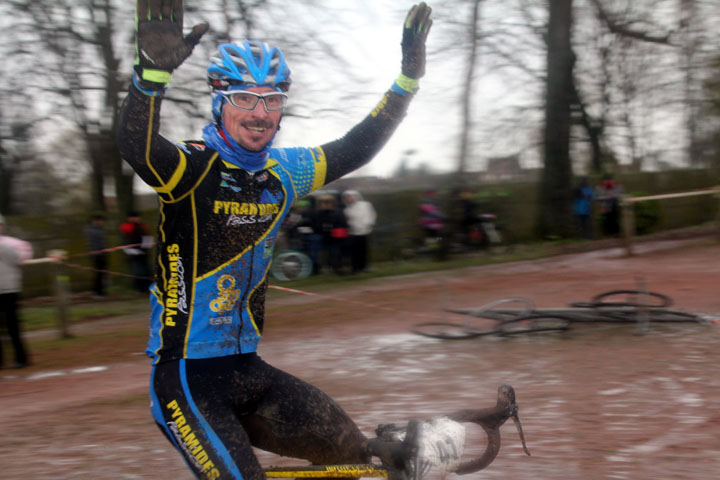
219, 90, 288, 112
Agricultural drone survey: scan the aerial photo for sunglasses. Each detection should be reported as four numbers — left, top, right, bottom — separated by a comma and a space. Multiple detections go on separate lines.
219, 91, 288, 112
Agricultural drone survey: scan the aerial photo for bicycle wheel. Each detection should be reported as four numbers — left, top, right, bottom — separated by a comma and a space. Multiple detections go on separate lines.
411, 322, 494, 340
643, 309, 706, 323
496, 314, 572, 336
271, 250, 313, 281
590, 289, 672, 309
459, 297, 535, 325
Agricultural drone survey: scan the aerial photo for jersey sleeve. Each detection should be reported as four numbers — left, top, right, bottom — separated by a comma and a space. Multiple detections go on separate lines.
117, 86, 212, 201
319, 89, 414, 185
270, 146, 328, 200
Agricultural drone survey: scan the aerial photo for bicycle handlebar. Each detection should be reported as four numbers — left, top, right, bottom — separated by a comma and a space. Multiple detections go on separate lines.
446, 384, 531, 474
367, 384, 530, 479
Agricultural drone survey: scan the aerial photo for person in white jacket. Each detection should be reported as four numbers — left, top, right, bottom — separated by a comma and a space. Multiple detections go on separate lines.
0, 214, 33, 368
342, 190, 377, 273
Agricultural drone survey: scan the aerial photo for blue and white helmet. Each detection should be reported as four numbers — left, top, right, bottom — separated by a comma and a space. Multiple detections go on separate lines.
208, 40, 291, 120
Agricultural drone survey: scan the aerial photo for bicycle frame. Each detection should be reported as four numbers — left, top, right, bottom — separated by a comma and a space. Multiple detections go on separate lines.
263, 384, 530, 479
265, 464, 388, 478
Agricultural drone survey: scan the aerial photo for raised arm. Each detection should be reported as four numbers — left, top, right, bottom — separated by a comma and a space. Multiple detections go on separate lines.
117, 0, 208, 187
321, 3, 432, 184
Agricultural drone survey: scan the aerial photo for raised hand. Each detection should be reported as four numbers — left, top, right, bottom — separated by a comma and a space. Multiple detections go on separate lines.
135, 0, 209, 84
401, 3, 433, 80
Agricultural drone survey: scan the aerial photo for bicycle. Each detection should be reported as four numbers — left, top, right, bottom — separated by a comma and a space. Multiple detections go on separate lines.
411, 298, 570, 340
271, 249, 313, 281
263, 384, 531, 479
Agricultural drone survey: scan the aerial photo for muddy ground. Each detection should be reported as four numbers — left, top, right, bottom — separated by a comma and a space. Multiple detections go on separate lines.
2, 236, 719, 479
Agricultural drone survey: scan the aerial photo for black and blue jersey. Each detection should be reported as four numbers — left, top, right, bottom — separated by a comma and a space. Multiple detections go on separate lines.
117, 85, 412, 365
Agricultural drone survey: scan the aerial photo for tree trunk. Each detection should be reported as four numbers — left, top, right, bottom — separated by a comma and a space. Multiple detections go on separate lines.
538, 0, 576, 238
455, 0, 483, 188
87, 134, 107, 212
0, 155, 14, 214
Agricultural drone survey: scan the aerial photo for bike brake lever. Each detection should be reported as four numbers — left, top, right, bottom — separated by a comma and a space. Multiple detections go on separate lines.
511, 410, 532, 456
500, 385, 531, 456
449, 384, 531, 475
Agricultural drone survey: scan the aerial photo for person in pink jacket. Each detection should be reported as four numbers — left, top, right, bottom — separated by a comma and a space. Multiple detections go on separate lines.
0, 214, 33, 368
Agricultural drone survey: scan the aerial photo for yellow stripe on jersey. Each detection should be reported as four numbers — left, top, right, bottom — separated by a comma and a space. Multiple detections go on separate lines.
153, 149, 187, 195
183, 192, 200, 359
311, 147, 327, 192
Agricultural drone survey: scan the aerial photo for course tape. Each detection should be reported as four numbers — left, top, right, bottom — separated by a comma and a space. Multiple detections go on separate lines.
22, 243, 148, 265
24, 244, 451, 322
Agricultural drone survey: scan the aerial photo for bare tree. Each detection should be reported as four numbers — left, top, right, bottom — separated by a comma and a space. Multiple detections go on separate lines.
455, 0, 485, 187
6, 0, 132, 213
537, 0, 576, 238
0, 112, 32, 215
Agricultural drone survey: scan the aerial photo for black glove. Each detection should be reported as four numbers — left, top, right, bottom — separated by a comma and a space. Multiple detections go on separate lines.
401, 3, 433, 80
135, 0, 209, 86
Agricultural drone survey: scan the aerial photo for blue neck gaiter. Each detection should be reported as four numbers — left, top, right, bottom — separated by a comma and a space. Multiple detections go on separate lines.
202, 122, 271, 172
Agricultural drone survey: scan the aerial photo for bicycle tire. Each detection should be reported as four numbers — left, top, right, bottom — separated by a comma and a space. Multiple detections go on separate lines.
496, 314, 572, 336
646, 309, 706, 323
459, 297, 535, 325
271, 250, 313, 281
589, 289, 672, 309
411, 322, 495, 340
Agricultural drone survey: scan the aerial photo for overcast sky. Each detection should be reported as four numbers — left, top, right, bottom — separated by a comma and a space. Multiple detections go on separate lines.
15, 0, 707, 187
153, 0, 544, 180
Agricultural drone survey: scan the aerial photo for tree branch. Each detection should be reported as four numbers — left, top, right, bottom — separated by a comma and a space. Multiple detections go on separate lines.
588, 0, 675, 46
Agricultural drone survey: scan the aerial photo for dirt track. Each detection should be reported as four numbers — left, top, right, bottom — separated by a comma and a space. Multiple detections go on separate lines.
2, 236, 719, 479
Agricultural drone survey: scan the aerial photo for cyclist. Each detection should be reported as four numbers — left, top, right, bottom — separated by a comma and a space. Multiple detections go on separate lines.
117, 1, 432, 479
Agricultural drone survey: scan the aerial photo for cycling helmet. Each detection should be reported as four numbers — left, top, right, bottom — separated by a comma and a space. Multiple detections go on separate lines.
208, 41, 292, 92
208, 40, 291, 121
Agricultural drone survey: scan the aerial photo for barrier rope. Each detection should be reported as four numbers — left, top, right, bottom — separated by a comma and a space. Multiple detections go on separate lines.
22, 243, 454, 323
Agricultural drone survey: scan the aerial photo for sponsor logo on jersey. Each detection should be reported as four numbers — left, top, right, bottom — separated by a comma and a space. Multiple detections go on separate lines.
209, 274, 241, 314
220, 172, 242, 193
165, 400, 221, 479
209, 316, 233, 326
226, 214, 273, 226
188, 142, 205, 151
164, 244, 188, 326
371, 93, 390, 118
213, 200, 279, 216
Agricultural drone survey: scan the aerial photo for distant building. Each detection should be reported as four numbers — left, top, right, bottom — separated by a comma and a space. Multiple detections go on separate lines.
480, 155, 539, 183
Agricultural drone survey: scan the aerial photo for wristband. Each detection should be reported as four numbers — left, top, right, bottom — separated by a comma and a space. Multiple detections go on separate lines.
133, 74, 167, 97
141, 68, 172, 84
391, 73, 420, 95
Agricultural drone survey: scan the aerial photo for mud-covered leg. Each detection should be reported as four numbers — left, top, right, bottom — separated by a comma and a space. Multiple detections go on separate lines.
240, 362, 369, 479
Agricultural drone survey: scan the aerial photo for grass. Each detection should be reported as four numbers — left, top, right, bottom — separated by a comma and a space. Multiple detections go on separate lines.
21, 292, 149, 331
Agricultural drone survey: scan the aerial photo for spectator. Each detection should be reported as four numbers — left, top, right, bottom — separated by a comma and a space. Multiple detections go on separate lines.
455, 187, 480, 245
119, 211, 153, 292
418, 189, 445, 245
342, 190, 377, 273
573, 177, 595, 239
84, 214, 108, 298
0, 214, 33, 369
311, 195, 348, 274
595, 174, 623, 237
281, 199, 315, 253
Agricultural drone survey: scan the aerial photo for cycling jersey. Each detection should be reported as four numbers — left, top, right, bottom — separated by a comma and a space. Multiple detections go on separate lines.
117, 85, 412, 365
